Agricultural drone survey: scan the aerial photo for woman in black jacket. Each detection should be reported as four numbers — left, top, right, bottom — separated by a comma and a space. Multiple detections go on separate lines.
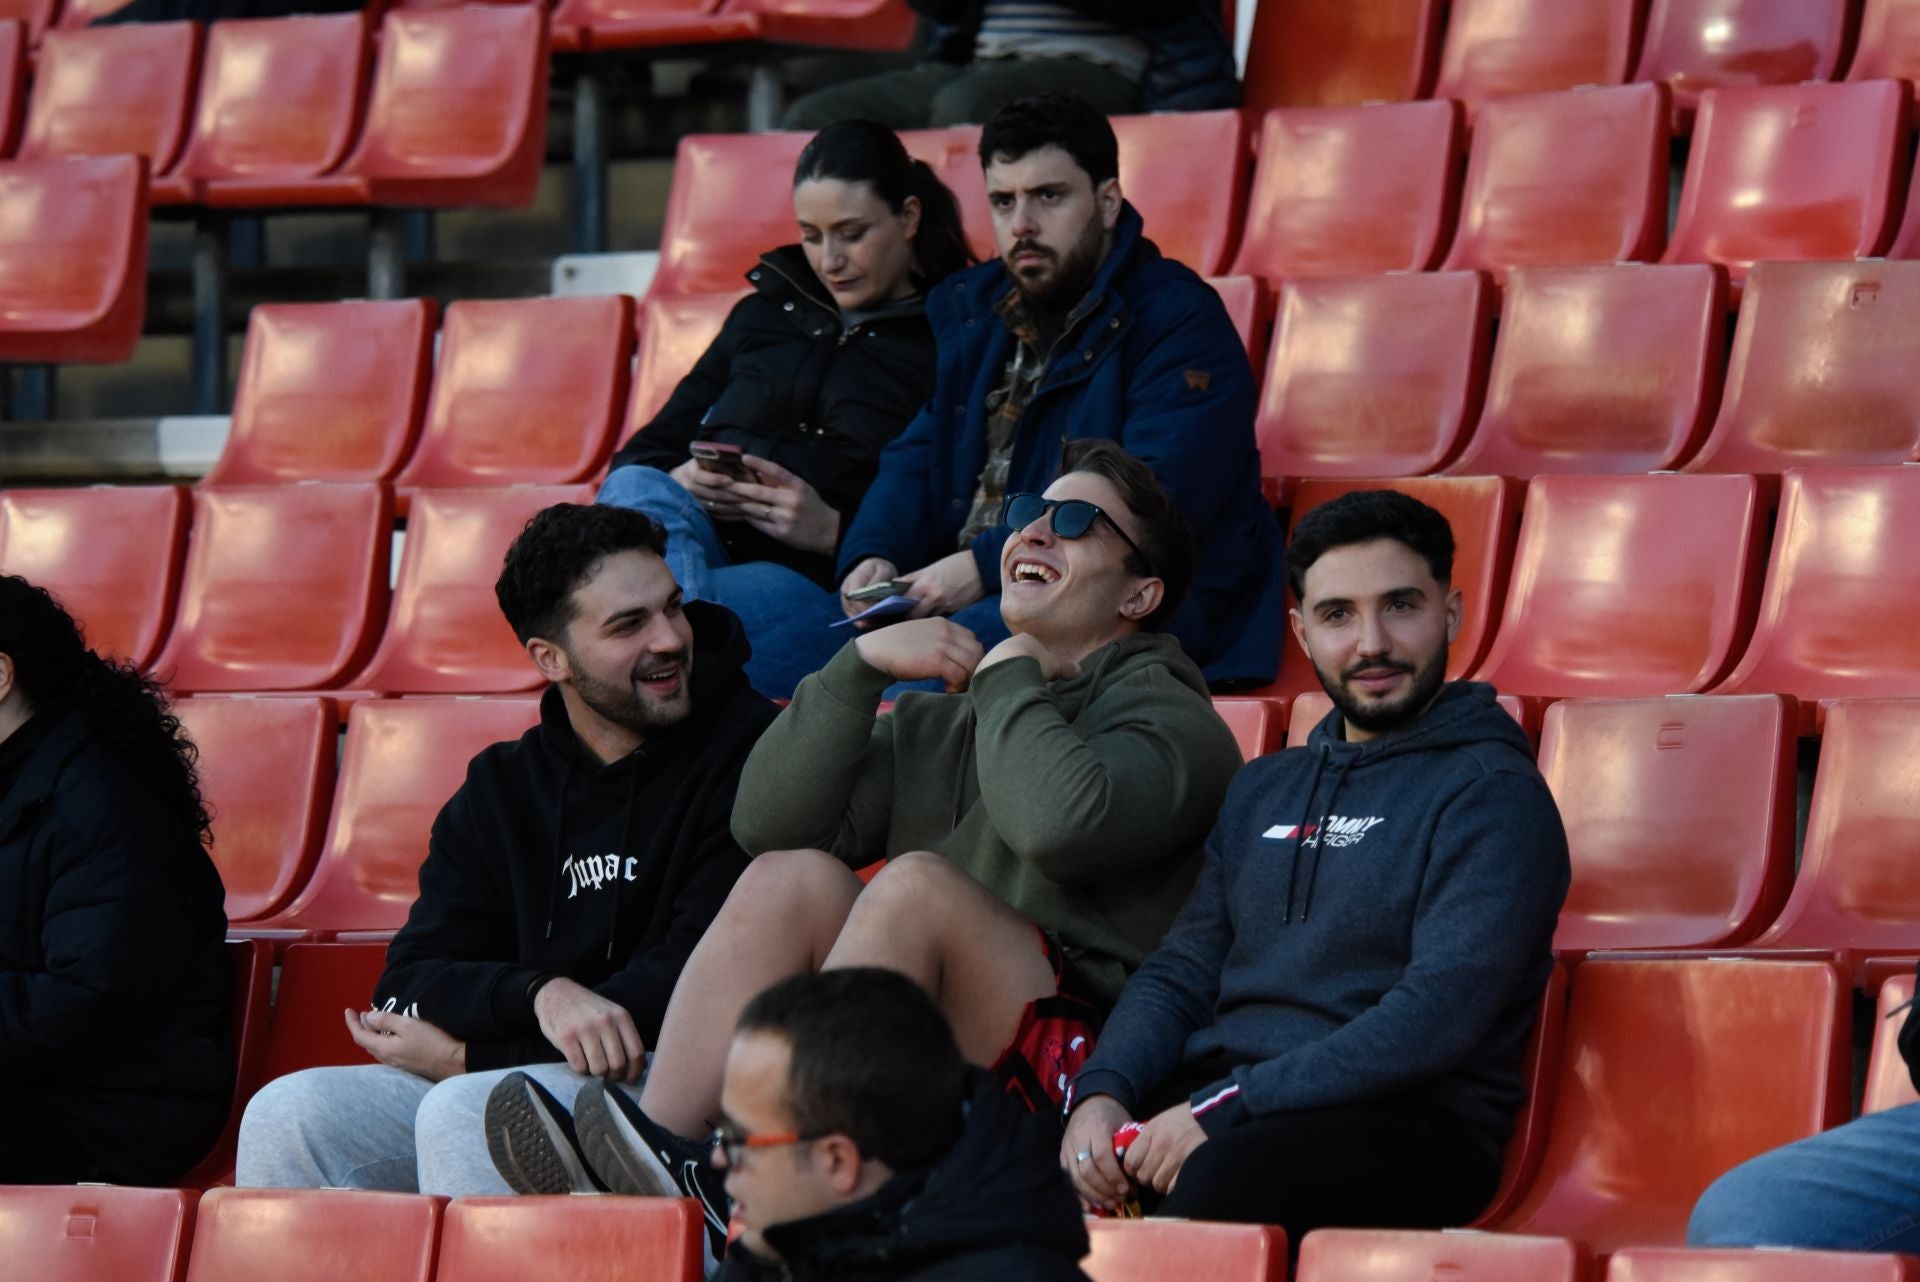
599, 120, 972, 698
0, 575, 231, 1184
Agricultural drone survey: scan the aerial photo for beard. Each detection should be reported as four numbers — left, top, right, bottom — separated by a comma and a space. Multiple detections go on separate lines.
1005, 215, 1107, 311
568, 647, 694, 737
1317, 644, 1449, 736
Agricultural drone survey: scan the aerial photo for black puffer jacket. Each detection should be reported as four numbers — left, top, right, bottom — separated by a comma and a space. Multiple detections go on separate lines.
716, 1071, 1092, 1282
610, 246, 937, 588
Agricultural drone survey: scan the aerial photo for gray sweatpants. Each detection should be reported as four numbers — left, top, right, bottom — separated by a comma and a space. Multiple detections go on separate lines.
235, 1062, 643, 1196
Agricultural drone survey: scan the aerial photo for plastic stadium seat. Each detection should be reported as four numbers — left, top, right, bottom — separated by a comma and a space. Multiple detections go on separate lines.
1232, 101, 1462, 284
15, 23, 200, 204
1448, 264, 1728, 475
0, 21, 23, 158
253, 942, 387, 1087
1298, 1229, 1586, 1282
1470, 962, 1569, 1228
1473, 474, 1766, 699
1212, 697, 1285, 759
1206, 275, 1269, 372
183, 1188, 441, 1282
178, 938, 273, 1189
1635, 0, 1857, 125
0, 154, 149, 365
649, 131, 811, 297
1287, 689, 1534, 750
0, 485, 188, 668
550, 0, 761, 55
1242, 0, 1443, 116
437, 1197, 703, 1282
152, 484, 392, 693
1083, 1219, 1288, 1282
202, 300, 437, 487
1866, 971, 1920, 1114
745, 0, 917, 52
175, 697, 336, 923
1661, 82, 1910, 286
239, 698, 541, 937
1440, 84, 1669, 283
1611, 1248, 1920, 1281
347, 485, 594, 695
1256, 271, 1493, 489
1743, 700, 1920, 975
624, 290, 741, 435
181, 12, 372, 202
1896, 162, 1920, 260
1853, 0, 1920, 106
1683, 261, 1920, 473
394, 297, 634, 492
56, 0, 133, 28
1431, 0, 1643, 119
1714, 469, 1920, 713
0, 1186, 196, 1282
1539, 695, 1794, 953
1109, 110, 1247, 275
1488, 957, 1850, 1253
0, 0, 55, 47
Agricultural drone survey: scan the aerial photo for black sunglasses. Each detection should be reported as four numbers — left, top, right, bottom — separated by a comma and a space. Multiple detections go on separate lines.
1001, 492, 1154, 576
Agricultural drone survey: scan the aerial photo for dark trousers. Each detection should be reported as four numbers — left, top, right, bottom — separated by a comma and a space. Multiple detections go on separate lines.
0, 1085, 224, 1186
782, 58, 1140, 131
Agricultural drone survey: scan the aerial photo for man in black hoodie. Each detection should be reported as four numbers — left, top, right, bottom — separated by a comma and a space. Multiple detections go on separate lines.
236, 503, 777, 1195
1061, 490, 1570, 1243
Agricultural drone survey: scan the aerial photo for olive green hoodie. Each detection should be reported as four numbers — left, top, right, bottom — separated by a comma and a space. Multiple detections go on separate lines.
731, 634, 1245, 1007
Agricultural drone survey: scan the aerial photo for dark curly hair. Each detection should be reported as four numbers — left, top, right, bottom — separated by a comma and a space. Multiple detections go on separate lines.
0, 574, 212, 847
978, 93, 1119, 187
495, 503, 670, 644
1287, 490, 1455, 602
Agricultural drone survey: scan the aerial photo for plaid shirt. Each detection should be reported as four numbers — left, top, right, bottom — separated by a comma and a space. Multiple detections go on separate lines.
957, 287, 1054, 548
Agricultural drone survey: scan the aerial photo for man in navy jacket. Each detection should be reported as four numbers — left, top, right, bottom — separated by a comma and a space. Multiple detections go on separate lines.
837, 94, 1284, 687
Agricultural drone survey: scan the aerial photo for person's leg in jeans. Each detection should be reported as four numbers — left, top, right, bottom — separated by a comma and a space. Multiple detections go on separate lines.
882, 595, 1013, 698
413, 1062, 642, 1197
236, 1064, 436, 1190
597, 465, 733, 601
703, 559, 852, 699
927, 58, 1142, 127
781, 62, 962, 131
1688, 1102, 1920, 1252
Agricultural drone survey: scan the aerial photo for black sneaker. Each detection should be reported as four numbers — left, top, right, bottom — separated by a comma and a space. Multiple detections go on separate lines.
483, 1072, 602, 1195
573, 1080, 730, 1264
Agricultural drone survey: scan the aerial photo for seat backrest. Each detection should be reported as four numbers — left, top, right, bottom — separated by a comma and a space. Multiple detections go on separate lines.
1896, 154, 1920, 259
1684, 260, 1920, 473
1211, 697, 1284, 760
1611, 1247, 1920, 1281
183, 1188, 442, 1282
436, 1196, 702, 1282
623, 290, 742, 438
0, 485, 188, 669
206, 300, 436, 486
396, 296, 632, 488
1257, 271, 1492, 485
153, 484, 392, 693
1431, 0, 1643, 117
255, 942, 388, 1086
0, 20, 24, 158
1852, 0, 1920, 105
1635, 0, 1857, 121
1454, 263, 1726, 475
1108, 109, 1247, 275
1539, 695, 1794, 952
1472, 961, 1570, 1227
348, 485, 595, 694
1083, 1219, 1288, 1282
1298, 1229, 1586, 1282
1662, 81, 1909, 282
18, 21, 198, 174
1474, 473, 1765, 698
652, 131, 811, 296
178, 937, 274, 1188
0, 0, 57, 46
56, 0, 133, 27
1233, 100, 1461, 283
0, 153, 150, 365
1442, 83, 1669, 280
1866, 971, 1920, 1115
178, 12, 370, 184
743, 0, 918, 52
1204, 275, 1268, 371
0, 1185, 197, 1282
1491, 957, 1849, 1253
1243, 0, 1442, 115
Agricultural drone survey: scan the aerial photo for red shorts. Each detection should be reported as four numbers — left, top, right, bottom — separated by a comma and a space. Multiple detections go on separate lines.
991, 927, 1101, 1114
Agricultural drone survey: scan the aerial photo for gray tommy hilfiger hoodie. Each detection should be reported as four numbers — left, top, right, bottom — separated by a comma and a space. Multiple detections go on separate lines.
1070, 682, 1570, 1162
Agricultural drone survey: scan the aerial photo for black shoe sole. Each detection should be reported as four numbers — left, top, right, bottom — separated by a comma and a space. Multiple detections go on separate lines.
573, 1081, 680, 1198
484, 1075, 592, 1196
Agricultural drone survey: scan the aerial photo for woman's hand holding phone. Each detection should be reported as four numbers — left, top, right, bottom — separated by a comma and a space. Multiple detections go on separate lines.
729, 455, 840, 555
670, 455, 750, 521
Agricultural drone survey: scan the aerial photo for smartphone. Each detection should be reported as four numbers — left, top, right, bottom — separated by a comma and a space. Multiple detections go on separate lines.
689, 441, 755, 482
845, 580, 907, 603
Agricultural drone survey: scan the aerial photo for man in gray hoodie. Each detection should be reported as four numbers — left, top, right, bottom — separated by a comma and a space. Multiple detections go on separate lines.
1062, 489, 1570, 1240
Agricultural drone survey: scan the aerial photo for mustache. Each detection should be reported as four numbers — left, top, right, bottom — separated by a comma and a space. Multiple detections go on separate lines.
1007, 240, 1053, 260
1343, 659, 1413, 681
631, 653, 688, 681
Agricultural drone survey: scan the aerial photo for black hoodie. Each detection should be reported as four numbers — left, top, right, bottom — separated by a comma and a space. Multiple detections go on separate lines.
716, 1070, 1093, 1282
373, 602, 778, 1070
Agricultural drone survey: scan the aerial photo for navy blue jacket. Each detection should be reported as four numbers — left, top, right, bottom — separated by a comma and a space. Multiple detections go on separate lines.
837, 204, 1285, 685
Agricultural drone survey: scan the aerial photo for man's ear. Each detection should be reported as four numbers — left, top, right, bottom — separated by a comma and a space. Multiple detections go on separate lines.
1288, 606, 1311, 657
1445, 585, 1463, 644
817, 1134, 866, 1196
0, 653, 15, 705
1119, 576, 1164, 625
526, 635, 570, 686
1098, 177, 1122, 230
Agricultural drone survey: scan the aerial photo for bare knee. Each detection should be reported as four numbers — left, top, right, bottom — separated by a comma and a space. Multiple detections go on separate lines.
734, 847, 861, 908
859, 850, 956, 903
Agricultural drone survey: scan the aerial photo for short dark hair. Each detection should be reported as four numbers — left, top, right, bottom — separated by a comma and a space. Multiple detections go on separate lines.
1059, 438, 1195, 631
495, 503, 669, 644
978, 94, 1119, 187
1286, 490, 1455, 602
736, 968, 965, 1173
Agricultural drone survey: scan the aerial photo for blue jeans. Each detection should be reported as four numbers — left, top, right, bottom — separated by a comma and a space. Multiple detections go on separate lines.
1687, 1102, 1920, 1251
597, 466, 849, 699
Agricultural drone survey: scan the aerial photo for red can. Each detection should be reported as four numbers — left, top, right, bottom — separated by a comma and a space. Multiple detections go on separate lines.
1097, 1122, 1147, 1219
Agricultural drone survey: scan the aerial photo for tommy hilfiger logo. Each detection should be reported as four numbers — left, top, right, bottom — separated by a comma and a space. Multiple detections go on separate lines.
1262, 816, 1387, 849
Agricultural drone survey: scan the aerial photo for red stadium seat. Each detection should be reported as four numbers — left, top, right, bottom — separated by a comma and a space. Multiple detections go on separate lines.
1431, 0, 1643, 119
15, 23, 200, 204
650, 131, 810, 297
1611, 1247, 1920, 1281
1242, 0, 1443, 116
178, 938, 274, 1189
1473, 474, 1766, 699
1448, 263, 1728, 475
1440, 84, 1669, 283
1298, 1229, 1587, 1282
1487, 957, 1850, 1253
1683, 261, 1920, 473
202, 300, 437, 487
394, 297, 633, 492
1212, 697, 1286, 759
1853, 0, 1920, 106
0, 1185, 196, 1282
0, 21, 23, 158
182, 1188, 442, 1282
347, 485, 594, 695
1286, 688, 1534, 749
1110, 110, 1247, 275
550, 0, 760, 55
1866, 971, 1920, 1115
0, 0, 56, 47
1232, 101, 1462, 284
1083, 1219, 1288, 1282
1714, 469, 1920, 715
437, 1196, 703, 1282
0, 484, 188, 668
239, 698, 541, 938
56, 0, 133, 28
1896, 161, 1920, 260
745, 0, 917, 52
152, 484, 392, 693
0, 154, 149, 365
1206, 276, 1270, 373
623, 290, 742, 438
1635, 0, 1857, 126
1471, 961, 1570, 1227
1661, 82, 1909, 286
253, 942, 387, 1087
1538, 695, 1795, 953
1256, 271, 1493, 490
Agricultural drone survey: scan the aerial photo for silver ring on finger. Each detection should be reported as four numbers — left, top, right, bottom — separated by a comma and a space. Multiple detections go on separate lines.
1075, 1151, 1092, 1163
761, 503, 772, 519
